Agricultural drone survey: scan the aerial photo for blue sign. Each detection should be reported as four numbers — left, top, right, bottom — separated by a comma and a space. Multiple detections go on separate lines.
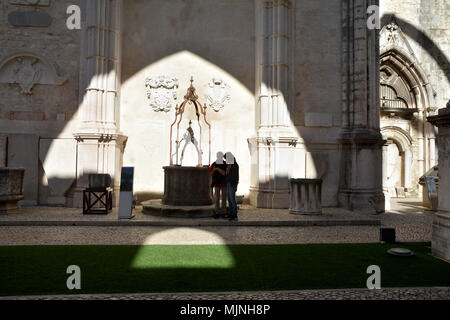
120, 167, 134, 192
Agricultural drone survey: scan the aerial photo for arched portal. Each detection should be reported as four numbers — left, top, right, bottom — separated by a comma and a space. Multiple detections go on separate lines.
379, 21, 437, 202
381, 127, 414, 198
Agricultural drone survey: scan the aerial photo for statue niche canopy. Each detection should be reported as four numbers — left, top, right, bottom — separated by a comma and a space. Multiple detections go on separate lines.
143, 76, 230, 214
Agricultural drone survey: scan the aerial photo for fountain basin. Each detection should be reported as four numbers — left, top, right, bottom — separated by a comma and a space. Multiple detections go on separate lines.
162, 166, 213, 206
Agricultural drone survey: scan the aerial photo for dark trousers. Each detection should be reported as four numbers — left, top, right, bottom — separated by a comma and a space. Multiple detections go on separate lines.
214, 186, 227, 213
227, 183, 238, 217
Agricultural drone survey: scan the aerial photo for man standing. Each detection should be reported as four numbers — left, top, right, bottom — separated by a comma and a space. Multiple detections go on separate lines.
225, 152, 239, 221
210, 152, 227, 218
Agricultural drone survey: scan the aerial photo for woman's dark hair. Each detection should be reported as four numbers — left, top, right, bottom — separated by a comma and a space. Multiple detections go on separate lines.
224, 152, 237, 164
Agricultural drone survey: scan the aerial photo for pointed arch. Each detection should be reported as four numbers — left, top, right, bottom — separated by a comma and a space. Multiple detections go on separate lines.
379, 21, 435, 112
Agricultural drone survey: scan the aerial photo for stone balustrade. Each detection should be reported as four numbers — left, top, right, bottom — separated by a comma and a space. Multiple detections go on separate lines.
289, 179, 322, 215
0, 168, 25, 214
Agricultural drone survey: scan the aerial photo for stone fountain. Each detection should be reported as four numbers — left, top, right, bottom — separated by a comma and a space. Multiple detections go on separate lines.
142, 77, 229, 218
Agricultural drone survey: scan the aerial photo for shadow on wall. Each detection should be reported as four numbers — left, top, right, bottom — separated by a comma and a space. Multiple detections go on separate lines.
6, 7, 450, 209
381, 14, 450, 83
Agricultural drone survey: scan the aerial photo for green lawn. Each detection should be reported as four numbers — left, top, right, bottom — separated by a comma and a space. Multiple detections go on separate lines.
0, 243, 449, 297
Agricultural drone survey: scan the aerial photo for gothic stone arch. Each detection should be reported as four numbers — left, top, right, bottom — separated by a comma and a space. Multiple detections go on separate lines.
379, 22, 437, 199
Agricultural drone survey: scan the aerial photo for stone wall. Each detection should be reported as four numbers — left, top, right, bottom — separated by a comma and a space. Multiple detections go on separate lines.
0, 0, 82, 206
120, 0, 256, 200
291, 0, 343, 207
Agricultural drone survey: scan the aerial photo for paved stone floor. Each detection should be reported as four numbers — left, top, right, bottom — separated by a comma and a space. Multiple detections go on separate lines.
0, 204, 380, 227
1, 288, 449, 300
0, 199, 434, 245
0, 198, 444, 300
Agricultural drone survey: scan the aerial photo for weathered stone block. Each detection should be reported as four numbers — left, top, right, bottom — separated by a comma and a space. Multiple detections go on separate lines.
9, 111, 45, 121
7, 134, 39, 206
428, 101, 450, 262
432, 212, 450, 262
0, 168, 25, 213
304, 112, 333, 128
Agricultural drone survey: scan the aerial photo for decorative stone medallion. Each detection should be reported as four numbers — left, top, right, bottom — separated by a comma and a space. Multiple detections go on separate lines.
14, 57, 41, 94
204, 78, 230, 112
145, 76, 179, 113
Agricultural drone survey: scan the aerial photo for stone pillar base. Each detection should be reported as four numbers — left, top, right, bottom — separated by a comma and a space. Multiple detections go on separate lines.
0, 168, 25, 214
339, 189, 385, 215
249, 187, 290, 209
0, 196, 23, 214
432, 211, 450, 262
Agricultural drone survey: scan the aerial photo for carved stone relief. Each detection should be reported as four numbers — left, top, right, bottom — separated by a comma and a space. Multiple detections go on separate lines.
0, 54, 67, 94
204, 78, 230, 112
145, 76, 179, 113
380, 21, 416, 60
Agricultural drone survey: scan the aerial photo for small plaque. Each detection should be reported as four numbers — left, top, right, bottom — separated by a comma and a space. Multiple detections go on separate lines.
8, 10, 52, 27
120, 167, 134, 192
9, 0, 50, 6
119, 167, 135, 220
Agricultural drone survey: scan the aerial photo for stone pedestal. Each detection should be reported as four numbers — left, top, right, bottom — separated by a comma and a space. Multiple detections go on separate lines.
428, 101, 450, 262
162, 166, 212, 206
144, 166, 214, 218
289, 179, 322, 215
0, 168, 25, 214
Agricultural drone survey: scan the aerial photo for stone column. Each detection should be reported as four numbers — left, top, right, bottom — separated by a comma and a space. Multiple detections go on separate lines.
404, 148, 413, 190
382, 141, 391, 210
73, 0, 127, 208
428, 101, 450, 261
338, 0, 385, 214
250, 0, 298, 209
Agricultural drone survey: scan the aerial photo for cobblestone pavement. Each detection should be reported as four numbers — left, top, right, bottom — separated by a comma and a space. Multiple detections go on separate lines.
0, 199, 434, 245
0, 205, 380, 226
1, 287, 449, 300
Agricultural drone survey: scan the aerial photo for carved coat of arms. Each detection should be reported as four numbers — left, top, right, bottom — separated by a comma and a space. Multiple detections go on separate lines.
204, 78, 230, 112
145, 76, 179, 112
13, 57, 41, 94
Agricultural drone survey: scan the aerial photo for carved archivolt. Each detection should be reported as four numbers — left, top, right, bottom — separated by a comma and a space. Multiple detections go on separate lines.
145, 76, 179, 113
0, 53, 67, 94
